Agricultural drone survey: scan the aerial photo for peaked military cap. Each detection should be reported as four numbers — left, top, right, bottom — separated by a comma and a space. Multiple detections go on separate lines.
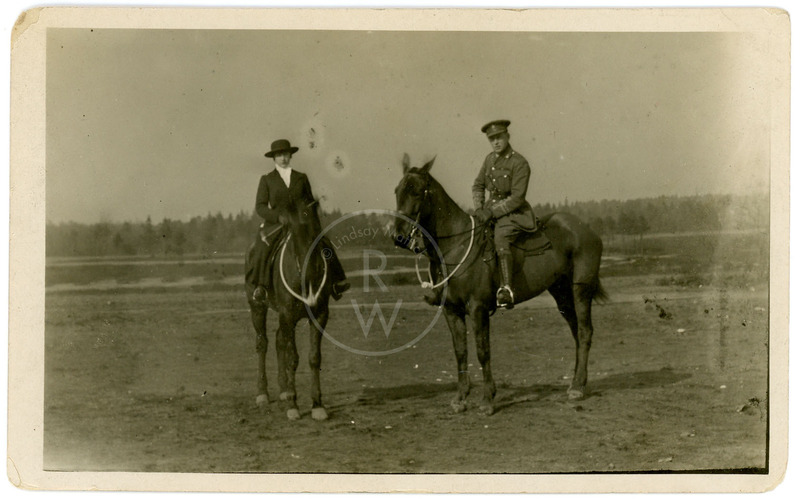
481, 120, 511, 137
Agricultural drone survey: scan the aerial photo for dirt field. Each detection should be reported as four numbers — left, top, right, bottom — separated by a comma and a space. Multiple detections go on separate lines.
44, 266, 769, 474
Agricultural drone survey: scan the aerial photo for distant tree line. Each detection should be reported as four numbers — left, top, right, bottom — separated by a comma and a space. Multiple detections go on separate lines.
46, 193, 768, 258
534, 193, 767, 237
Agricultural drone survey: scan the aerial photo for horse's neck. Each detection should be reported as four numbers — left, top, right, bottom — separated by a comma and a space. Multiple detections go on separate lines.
425, 188, 473, 257
288, 228, 321, 270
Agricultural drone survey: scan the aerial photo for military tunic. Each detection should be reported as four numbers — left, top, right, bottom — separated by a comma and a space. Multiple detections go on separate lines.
471, 146, 537, 252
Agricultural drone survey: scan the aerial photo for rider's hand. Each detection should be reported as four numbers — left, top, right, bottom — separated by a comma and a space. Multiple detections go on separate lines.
475, 208, 494, 223
277, 212, 289, 225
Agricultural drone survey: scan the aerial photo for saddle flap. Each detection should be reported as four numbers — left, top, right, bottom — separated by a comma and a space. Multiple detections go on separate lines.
484, 221, 552, 258
511, 225, 552, 256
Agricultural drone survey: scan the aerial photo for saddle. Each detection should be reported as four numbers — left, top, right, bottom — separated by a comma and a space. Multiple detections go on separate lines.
481, 219, 552, 264
245, 225, 289, 296
510, 221, 552, 256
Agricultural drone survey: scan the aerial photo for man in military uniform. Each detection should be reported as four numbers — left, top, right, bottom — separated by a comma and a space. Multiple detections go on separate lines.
247, 138, 350, 305
472, 120, 538, 309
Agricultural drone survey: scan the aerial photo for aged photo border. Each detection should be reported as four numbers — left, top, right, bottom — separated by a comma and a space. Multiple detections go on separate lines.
7, 5, 790, 494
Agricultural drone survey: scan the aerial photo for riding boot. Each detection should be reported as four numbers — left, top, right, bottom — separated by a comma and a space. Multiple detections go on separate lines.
331, 281, 350, 300
248, 236, 270, 306
496, 252, 515, 309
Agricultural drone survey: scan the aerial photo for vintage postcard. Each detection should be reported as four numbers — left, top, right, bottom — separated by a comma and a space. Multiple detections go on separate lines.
7, 6, 790, 494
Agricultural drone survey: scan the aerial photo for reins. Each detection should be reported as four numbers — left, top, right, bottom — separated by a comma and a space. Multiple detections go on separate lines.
415, 215, 477, 290
400, 173, 489, 291
278, 232, 328, 306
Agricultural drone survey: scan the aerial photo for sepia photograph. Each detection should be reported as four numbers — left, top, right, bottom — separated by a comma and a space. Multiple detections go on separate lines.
6, 3, 791, 495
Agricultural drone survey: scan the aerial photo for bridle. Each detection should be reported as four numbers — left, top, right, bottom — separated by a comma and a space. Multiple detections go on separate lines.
398, 172, 481, 291
415, 215, 477, 290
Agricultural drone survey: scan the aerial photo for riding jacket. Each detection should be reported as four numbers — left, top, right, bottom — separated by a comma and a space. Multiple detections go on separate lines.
471, 147, 537, 232
256, 168, 315, 235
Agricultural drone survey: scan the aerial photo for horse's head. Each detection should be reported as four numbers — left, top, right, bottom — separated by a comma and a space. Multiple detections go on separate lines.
392, 153, 436, 254
284, 197, 324, 258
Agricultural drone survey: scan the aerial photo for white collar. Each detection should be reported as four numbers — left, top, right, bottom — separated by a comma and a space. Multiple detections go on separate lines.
274, 165, 292, 187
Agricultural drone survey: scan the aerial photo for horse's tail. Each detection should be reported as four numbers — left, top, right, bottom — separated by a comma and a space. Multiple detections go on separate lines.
592, 279, 610, 305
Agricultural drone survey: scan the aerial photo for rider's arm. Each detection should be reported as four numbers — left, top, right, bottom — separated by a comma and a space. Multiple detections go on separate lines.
471, 158, 489, 209
300, 174, 315, 206
255, 175, 281, 224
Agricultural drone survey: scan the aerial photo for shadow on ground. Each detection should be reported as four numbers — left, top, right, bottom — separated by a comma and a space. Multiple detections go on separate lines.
353, 367, 692, 414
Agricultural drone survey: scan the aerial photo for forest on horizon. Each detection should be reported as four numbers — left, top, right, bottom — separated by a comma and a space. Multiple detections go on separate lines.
45, 192, 769, 258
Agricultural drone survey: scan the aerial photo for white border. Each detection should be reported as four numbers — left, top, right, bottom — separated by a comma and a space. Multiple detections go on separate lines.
3, 1, 794, 499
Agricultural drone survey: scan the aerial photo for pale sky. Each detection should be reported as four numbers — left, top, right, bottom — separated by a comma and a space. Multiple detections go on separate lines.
46, 28, 771, 223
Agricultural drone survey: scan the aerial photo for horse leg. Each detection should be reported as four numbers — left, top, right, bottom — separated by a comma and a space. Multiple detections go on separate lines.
469, 305, 496, 415
309, 309, 329, 421
569, 283, 595, 400
443, 306, 470, 413
249, 298, 270, 408
276, 314, 301, 420
548, 278, 583, 399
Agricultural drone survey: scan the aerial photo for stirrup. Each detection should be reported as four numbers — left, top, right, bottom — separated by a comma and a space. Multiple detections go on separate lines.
252, 285, 268, 305
496, 285, 515, 309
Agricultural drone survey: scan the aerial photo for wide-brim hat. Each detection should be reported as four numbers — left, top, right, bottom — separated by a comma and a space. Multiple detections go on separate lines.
265, 139, 299, 158
481, 120, 511, 137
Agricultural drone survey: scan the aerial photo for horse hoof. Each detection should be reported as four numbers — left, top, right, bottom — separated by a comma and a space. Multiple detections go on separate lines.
567, 387, 586, 401
450, 399, 467, 414
256, 394, 270, 407
286, 408, 301, 420
479, 402, 495, 416
311, 407, 329, 421
279, 392, 294, 402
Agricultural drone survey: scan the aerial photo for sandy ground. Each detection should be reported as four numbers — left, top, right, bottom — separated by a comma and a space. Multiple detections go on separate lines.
43, 279, 768, 474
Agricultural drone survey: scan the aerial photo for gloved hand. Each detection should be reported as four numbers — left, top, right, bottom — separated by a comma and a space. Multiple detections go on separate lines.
277, 212, 290, 225
475, 208, 494, 223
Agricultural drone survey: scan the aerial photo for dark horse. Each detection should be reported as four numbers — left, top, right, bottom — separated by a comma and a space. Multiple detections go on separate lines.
393, 155, 606, 415
244, 197, 332, 421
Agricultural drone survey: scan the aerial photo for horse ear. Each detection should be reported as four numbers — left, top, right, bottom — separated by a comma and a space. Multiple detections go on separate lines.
420, 155, 436, 173
402, 153, 410, 174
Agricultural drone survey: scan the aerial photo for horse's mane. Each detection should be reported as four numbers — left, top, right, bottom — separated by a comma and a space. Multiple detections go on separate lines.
404, 164, 466, 223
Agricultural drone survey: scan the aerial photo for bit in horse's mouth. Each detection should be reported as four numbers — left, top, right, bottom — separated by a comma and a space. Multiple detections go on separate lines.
393, 233, 424, 255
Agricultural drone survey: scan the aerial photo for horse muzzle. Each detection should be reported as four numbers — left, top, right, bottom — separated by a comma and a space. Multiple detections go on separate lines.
391, 227, 424, 255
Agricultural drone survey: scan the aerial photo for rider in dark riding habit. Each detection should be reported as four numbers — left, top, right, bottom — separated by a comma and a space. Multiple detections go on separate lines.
472, 120, 538, 309
248, 138, 350, 305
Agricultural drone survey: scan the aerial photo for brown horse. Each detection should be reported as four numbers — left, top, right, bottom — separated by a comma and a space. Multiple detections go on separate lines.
245, 197, 332, 420
392, 155, 606, 415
